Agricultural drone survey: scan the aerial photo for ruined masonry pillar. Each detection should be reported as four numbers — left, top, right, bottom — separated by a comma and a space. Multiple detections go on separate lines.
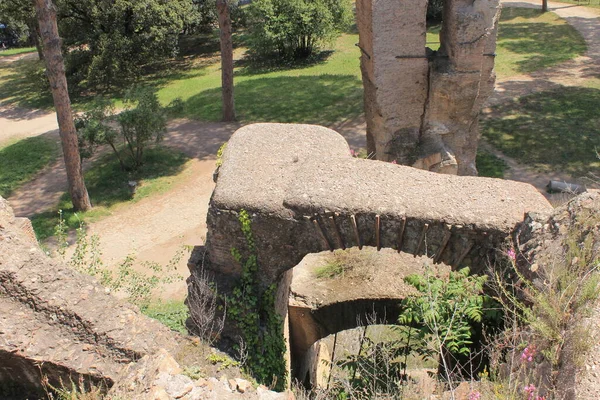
356, 0, 500, 175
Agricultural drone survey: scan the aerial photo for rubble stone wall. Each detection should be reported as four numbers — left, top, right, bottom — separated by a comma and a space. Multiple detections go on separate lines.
188, 123, 551, 359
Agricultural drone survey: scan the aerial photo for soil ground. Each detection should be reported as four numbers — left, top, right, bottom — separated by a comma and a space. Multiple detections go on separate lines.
1, 0, 598, 301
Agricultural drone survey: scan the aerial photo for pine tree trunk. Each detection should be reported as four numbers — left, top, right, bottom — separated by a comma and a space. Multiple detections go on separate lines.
217, 0, 235, 121
27, 18, 44, 61
34, 0, 92, 211
542, 0, 548, 12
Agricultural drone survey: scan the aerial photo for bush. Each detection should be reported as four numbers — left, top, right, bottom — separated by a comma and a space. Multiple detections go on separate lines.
76, 89, 180, 171
246, 0, 352, 59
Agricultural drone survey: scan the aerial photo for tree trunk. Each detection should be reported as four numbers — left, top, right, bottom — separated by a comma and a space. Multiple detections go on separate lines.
27, 18, 44, 61
34, 0, 92, 211
216, 0, 235, 121
542, 0, 548, 12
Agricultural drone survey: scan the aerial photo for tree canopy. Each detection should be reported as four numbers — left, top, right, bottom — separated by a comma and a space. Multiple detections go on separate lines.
56, 0, 196, 89
246, 0, 353, 59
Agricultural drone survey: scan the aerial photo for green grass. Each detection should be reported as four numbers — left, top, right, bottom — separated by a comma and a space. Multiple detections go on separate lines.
0, 58, 54, 109
482, 79, 600, 178
31, 146, 189, 240
495, 8, 587, 78
0, 47, 36, 57
157, 33, 364, 123
0, 136, 59, 198
315, 260, 347, 279
0, 8, 587, 119
154, 9, 587, 120
476, 151, 509, 179
143, 300, 189, 334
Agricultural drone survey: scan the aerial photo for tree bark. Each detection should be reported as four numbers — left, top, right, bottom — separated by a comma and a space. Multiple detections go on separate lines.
26, 18, 44, 61
542, 0, 548, 12
34, 0, 92, 211
216, 0, 235, 121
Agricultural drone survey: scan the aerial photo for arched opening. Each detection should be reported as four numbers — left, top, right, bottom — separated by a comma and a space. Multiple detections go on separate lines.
285, 246, 501, 392
286, 247, 449, 384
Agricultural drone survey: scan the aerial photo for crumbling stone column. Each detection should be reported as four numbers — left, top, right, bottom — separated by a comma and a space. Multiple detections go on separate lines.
357, 0, 500, 175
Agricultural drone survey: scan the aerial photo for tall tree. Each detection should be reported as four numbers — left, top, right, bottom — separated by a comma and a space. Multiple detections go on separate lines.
57, 0, 195, 89
216, 0, 235, 121
34, 0, 91, 211
0, 0, 43, 59
542, 0, 548, 12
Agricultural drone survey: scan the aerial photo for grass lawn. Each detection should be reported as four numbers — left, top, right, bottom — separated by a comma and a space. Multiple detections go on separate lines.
31, 146, 190, 241
156, 33, 364, 123
0, 47, 36, 57
0, 136, 59, 198
481, 78, 600, 178
0, 8, 584, 120
0, 58, 54, 109
495, 8, 587, 78
144, 8, 589, 120
476, 150, 509, 178
143, 300, 188, 334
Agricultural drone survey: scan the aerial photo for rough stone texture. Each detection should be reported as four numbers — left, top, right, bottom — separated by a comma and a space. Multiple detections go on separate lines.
356, 0, 428, 160
205, 123, 550, 283
0, 197, 180, 395
288, 249, 448, 360
189, 123, 551, 374
288, 248, 451, 382
356, 0, 500, 175
110, 349, 295, 400
512, 191, 600, 400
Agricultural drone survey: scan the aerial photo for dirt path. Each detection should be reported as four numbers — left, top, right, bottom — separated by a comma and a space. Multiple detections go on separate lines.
492, 0, 600, 106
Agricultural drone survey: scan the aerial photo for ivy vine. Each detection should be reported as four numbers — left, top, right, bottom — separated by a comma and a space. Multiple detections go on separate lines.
229, 210, 287, 390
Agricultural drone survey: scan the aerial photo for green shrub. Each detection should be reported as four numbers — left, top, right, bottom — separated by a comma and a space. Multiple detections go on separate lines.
246, 0, 353, 59
76, 89, 182, 171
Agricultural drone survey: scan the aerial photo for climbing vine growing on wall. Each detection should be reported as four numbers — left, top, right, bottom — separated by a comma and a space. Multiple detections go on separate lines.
229, 209, 287, 390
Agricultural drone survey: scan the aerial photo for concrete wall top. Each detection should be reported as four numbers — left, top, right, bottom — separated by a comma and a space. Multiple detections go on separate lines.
213, 123, 552, 233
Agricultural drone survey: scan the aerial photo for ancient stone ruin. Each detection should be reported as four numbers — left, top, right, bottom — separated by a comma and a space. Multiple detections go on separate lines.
190, 122, 552, 381
356, 0, 500, 175
0, 196, 293, 399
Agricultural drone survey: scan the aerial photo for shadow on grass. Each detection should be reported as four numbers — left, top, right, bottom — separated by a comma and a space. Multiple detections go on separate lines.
0, 59, 54, 110
31, 146, 189, 241
499, 7, 546, 22
184, 74, 363, 123
476, 151, 508, 179
235, 50, 335, 76
497, 8, 587, 74
0, 136, 59, 198
482, 86, 600, 178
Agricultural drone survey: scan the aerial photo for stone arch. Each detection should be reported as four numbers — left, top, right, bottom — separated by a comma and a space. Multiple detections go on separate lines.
202, 123, 549, 285
285, 247, 441, 382
188, 122, 551, 380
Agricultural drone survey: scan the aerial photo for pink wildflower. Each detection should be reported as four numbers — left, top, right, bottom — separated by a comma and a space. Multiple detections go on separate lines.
467, 391, 481, 400
350, 149, 357, 157
521, 345, 536, 363
507, 248, 516, 261
524, 384, 537, 400
391, 160, 397, 164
